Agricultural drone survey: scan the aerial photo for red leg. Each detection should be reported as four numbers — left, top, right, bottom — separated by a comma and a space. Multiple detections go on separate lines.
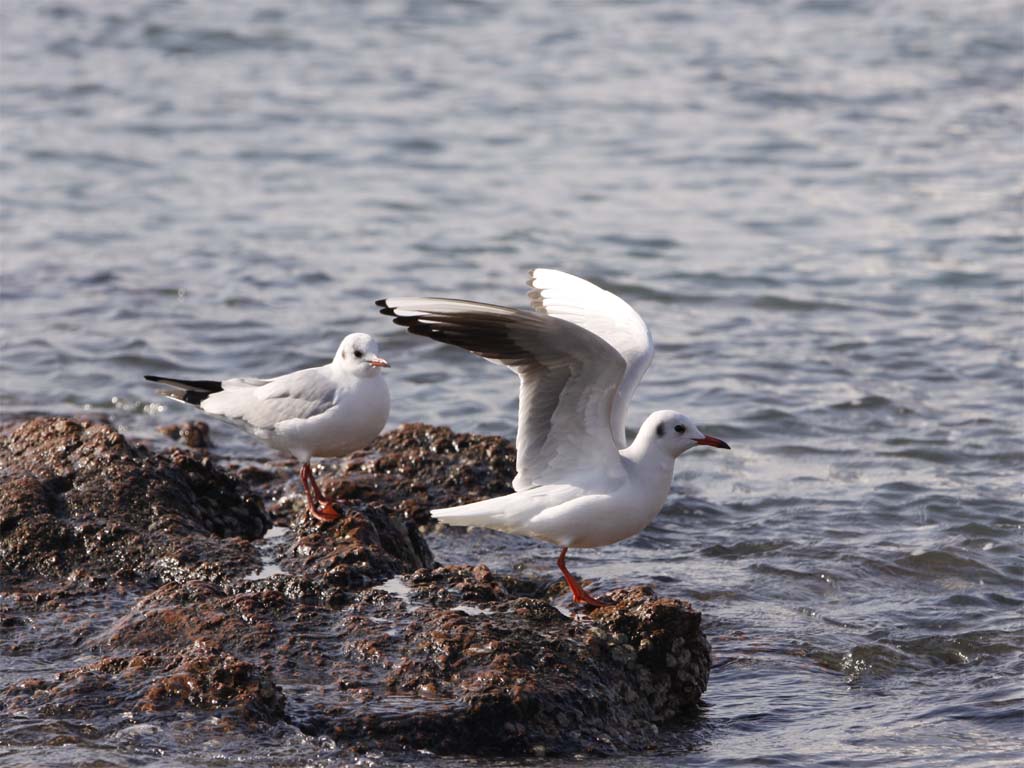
301, 462, 340, 522
298, 463, 319, 522
304, 465, 327, 502
557, 547, 609, 607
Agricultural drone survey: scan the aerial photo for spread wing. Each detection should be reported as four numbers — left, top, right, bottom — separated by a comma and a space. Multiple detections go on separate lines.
377, 297, 628, 491
202, 368, 337, 430
527, 269, 653, 448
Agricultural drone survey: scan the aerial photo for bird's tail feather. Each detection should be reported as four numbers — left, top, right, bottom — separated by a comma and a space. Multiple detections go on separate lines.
430, 492, 550, 537
431, 494, 518, 528
144, 375, 223, 406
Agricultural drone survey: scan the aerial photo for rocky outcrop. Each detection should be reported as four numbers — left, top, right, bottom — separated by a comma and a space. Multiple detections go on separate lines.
322, 422, 518, 526
337, 574, 711, 755
0, 417, 710, 758
0, 417, 268, 586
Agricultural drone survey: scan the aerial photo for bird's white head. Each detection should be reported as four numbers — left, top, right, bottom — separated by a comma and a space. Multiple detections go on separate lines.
640, 410, 730, 459
334, 333, 390, 377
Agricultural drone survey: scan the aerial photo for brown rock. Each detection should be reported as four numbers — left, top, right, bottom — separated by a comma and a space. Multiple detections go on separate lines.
0, 417, 711, 758
156, 420, 212, 448
342, 423, 517, 526
0, 417, 269, 586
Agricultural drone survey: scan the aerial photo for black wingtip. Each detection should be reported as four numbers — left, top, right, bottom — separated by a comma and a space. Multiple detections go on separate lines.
144, 376, 223, 395
376, 298, 397, 317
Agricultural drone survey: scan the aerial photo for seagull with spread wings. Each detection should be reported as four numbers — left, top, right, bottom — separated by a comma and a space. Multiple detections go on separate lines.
378, 269, 729, 606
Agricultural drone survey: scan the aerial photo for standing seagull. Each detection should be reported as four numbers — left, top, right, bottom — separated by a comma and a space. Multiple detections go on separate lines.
378, 269, 729, 606
145, 333, 390, 523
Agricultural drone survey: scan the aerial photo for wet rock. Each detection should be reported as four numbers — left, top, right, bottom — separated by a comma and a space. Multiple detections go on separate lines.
104, 581, 284, 654
231, 423, 514, 534
342, 423, 517, 526
139, 646, 286, 725
156, 420, 212, 448
4, 646, 286, 730
279, 502, 433, 606
0, 417, 269, 586
0, 417, 711, 758
337, 579, 709, 755
405, 563, 545, 606
591, 586, 712, 720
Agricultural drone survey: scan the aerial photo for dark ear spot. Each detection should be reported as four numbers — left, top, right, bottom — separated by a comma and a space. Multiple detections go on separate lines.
656, 422, 665, 438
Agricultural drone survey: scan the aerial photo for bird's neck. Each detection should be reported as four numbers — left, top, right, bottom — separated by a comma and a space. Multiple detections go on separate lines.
621, 433, 676, 492
330, 360, 364, 380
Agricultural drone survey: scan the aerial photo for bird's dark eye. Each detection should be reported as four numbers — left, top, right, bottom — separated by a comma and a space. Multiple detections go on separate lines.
354, 350, 363, 359
675, 424, 686, 434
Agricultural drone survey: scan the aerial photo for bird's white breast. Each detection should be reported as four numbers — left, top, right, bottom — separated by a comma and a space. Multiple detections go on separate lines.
516, 468, 671, 549
272, 375, 389, 460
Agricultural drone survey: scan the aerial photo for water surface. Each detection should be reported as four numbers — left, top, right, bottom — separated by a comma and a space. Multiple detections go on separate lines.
1, 0, 1021, 765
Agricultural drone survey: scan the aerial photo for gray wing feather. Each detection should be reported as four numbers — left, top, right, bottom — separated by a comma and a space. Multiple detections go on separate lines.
379, 297, 627, 490
527, 269, 654, 448
203, 368, 336, 430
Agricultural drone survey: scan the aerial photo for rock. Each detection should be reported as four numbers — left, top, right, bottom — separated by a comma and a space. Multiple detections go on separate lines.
0, 417, 269, 586
156, 420, 212, 449
140, 646, 286, 725
7, 572, 706, 755
277, 501, 434, 606
0, 417, 710, 758
342, 423, 517, 526
337, 577, 710, 755
4, 645, 286, 731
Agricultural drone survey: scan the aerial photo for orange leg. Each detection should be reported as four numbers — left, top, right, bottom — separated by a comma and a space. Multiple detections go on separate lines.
557, 547, 609, 607
298, 462, 317, 520
299, 462, 340, 523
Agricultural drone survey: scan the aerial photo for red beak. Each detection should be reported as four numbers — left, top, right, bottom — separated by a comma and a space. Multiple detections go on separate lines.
694, 434, 730, 449
368, 357, 390, 368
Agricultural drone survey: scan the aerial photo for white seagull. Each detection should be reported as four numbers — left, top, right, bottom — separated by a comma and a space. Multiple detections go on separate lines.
377, 269, 729, 606
145, 333, 391, 523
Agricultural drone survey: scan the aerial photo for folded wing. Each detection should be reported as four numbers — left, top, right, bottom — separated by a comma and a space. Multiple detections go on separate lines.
527, 269, 653, 448
377, 297, 628, 491
202, 369, 336, 430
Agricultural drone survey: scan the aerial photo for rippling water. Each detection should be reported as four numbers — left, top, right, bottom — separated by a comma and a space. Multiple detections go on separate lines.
2, 0, 1022, 765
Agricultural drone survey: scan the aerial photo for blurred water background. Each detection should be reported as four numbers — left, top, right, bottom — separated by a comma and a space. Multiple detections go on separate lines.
1, 0, 1022, 766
